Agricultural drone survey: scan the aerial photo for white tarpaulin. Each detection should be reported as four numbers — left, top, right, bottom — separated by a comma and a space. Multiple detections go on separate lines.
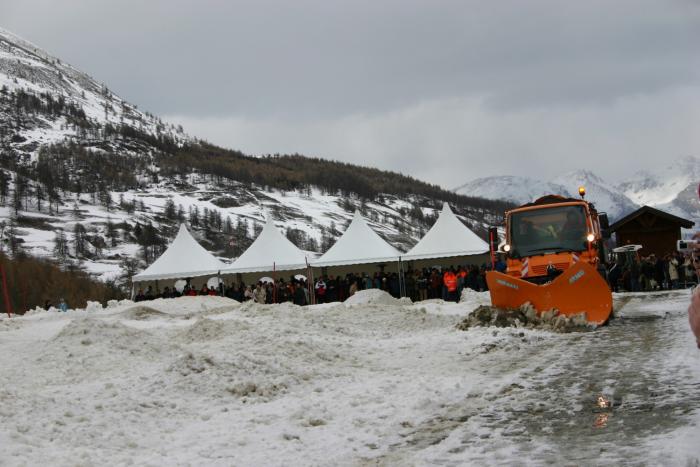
313, 210, 401, 267
133, 225, 225, 282
402, 202, 489, 261
223, 218, 310, 273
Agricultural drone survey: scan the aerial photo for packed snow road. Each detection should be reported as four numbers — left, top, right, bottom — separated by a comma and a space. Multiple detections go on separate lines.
0, 290, 698, 466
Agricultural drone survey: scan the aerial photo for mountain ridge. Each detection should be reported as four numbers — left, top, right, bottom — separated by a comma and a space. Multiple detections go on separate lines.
455, 159, 700, 228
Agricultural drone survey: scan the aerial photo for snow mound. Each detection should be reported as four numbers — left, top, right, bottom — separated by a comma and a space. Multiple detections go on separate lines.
176, 318, 228, 343
119, 305, 171, 321
108, 299, 135, 308
125, 296, 239, 317
166, 351, 293, 401
459, 288, 491, 307
85, 301, 103, 313
344, 289, 411, 306
52, 318, 158, 353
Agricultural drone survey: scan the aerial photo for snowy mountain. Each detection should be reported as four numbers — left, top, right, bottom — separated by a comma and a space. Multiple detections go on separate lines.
0, 27, 187, 156
0, 27, 510, 286
452, 176, 570, 209
551, 170, 640, 220
619, 156, 700, 225
456, 159, 699, 226
454, 171, 638, 220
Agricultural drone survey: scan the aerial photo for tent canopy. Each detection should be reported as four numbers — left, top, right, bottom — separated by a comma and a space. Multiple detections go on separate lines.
313, 210, 401, 267
223, 218, 310, 274
133, 225, 225, 282
402, 203, 489, 261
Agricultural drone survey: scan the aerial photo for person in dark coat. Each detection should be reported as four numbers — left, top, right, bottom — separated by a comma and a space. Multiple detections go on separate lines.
293, 282, 307, 306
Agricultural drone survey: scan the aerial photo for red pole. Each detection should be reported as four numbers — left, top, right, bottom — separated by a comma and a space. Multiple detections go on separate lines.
489, 228, 496, 269
1, 263, 12, 318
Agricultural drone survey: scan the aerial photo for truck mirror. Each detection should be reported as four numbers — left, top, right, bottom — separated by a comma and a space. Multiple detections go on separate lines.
599, 213, 610, 230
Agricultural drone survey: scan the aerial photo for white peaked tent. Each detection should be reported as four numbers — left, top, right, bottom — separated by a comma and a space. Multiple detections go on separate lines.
313, 210, 401, 267
224, 218, 310, 273
133, 225, 225, 282
403, 202, 489, 261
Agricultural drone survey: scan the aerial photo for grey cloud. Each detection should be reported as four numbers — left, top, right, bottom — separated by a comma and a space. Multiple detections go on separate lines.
4, 0, 699, 117
2, 0, 699, 188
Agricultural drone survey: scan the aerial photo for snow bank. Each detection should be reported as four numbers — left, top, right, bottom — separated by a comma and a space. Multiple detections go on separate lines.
133, 296, 239, 316
459, 288, 491, 306
344, 289, 411, 306
1, 293, 698, 466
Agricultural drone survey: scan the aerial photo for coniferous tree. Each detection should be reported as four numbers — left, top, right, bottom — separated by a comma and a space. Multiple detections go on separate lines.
189, 205, 199, 227
53, 229, 68, 263
163, 198, 176, 220
73, 223, 87, 257
106, 218, 118, 247
0, 171, 9, 205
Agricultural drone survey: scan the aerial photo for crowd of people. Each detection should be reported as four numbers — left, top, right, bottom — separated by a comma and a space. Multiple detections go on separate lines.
133, 261, 503, 306
607, 250, 698, 292
131, 250, 698, 305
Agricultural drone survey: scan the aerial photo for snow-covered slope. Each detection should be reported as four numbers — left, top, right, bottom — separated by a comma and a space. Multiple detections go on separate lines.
456, 158, 699, 225
0, 26, 187, 155
620, 155, 700, 225
551, 170, 639, 220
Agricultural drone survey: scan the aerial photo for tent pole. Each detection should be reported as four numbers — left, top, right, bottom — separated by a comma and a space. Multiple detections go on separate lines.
272, 262, 277, 304
306, 257, 315, 305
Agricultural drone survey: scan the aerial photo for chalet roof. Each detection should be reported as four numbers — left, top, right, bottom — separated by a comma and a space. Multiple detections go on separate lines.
610, 205, 695, 231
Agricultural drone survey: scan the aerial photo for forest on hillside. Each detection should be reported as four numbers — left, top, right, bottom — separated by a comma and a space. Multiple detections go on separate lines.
0, 86, 512, 215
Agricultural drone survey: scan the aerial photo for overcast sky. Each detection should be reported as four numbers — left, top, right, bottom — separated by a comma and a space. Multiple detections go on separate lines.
3, 0, 699, 188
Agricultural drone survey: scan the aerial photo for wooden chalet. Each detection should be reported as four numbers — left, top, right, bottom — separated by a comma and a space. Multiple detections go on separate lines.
609, 206, 694, 257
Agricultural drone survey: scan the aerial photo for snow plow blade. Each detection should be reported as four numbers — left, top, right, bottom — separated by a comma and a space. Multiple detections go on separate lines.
486, 261, 612, 325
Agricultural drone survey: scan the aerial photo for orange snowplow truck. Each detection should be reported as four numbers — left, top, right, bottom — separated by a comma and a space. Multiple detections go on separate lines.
486, 188, 613, 325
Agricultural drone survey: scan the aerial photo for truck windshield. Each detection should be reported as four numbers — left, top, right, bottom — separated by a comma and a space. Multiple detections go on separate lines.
510, 205, 588, 258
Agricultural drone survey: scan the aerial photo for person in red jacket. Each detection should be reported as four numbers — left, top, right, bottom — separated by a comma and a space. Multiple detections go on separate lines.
443, 269, 458, 302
